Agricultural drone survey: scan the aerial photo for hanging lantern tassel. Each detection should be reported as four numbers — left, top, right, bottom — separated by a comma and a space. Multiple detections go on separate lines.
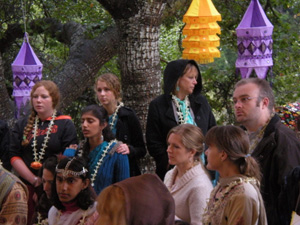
182, 0, 222, 64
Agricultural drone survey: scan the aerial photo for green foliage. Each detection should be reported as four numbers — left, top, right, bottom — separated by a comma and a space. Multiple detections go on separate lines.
158, 0, 300, 125
0, 0, 114, 108
159, 21, 183, 68
1, 0, 300, 127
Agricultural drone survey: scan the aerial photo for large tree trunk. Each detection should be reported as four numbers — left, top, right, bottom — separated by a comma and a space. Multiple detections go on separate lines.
98, 0, 168, 130
117, 3, 166, 130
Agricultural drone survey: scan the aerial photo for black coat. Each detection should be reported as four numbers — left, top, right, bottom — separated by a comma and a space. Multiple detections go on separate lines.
9, 113, 78, 180
0, 120, 11, 170
116, 107, 146, 176
146, 94, 216, 180
251, 115, 300, 225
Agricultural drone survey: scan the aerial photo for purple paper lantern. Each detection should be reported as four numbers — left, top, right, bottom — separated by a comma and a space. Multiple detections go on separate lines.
235, 0, 273, 79
11, 33, 43, 118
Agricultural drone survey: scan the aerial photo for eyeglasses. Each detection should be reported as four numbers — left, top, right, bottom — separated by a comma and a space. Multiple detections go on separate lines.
232, 96, 258, 105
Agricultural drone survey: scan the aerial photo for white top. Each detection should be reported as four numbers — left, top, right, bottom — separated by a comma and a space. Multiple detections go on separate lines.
164, 163, 213, 225
48, 202, 98, 225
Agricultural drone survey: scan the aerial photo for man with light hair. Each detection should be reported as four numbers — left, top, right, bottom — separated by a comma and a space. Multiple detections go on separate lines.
233, 78, 300, 225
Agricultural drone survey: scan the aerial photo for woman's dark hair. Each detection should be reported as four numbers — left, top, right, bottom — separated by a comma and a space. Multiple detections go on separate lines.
80, 104, 115, 159
51, 157, 96, 210
39, 156, 58, 177
205, 125, 261, 181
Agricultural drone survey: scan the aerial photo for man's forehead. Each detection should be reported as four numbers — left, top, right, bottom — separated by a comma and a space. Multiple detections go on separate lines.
233, 83, 259, 96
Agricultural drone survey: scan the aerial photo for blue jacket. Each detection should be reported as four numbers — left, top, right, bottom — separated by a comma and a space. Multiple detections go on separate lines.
89, 141, 130, 195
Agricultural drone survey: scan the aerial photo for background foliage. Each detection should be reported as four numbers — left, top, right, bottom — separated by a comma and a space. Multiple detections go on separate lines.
1, 0, 300, 127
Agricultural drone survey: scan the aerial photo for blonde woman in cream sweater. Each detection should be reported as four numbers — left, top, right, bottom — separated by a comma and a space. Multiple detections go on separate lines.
164, 124, 213, 225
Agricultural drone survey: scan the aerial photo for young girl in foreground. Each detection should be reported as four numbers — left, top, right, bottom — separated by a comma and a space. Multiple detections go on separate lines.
48, 157, 98, 225
203, 125, 267, 225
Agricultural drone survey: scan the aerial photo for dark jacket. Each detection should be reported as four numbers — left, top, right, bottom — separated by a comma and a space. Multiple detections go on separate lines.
279, 166, 300, 225
0, 120, 11, 170
116, 106, 146, 176
9, 112, 78, 181
251, 115, 300, 225
146, 59, 216, 180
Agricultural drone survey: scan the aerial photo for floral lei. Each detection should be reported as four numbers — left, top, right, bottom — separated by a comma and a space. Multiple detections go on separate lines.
109, 102, 124, 130
90, 139, 117, 187
31, 110, 57, 165
36, 212, 48, 225
172, 95, 190, 124
202, 177, 258, 224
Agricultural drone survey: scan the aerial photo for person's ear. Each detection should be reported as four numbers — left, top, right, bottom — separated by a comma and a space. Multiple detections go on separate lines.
82, 178, 90, 190
221, 150, 228, 161
101, 121, 108, 129
261, 97, 269, 109
190, 149, 196, 158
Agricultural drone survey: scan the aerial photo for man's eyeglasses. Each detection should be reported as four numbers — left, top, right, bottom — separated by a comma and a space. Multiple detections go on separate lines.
233, 96, 258, 105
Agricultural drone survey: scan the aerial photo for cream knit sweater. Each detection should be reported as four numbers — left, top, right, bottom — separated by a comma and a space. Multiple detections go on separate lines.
164, 163, 213, 225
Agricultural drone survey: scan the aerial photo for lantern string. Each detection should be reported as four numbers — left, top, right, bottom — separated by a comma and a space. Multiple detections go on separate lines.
21, 0, 27, 41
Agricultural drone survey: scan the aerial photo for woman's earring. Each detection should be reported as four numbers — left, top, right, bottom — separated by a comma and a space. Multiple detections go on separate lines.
176, 86, 180, 92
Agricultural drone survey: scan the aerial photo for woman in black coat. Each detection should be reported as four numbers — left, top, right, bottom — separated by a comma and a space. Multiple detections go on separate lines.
95, 73, 146, 176
146, 59, 216, 180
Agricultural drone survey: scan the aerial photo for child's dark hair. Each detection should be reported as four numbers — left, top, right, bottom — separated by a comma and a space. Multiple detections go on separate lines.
51, 157, 96, 210
39, 156, 58, 177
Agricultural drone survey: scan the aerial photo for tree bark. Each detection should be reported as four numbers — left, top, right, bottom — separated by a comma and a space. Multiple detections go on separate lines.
53, 23, 120, 110
98, 0, 169, 130
0, 0, 181, 130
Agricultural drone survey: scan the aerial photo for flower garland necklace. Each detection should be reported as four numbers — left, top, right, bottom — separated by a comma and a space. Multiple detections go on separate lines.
202, 177, 258, 224
172, 95, 190, 124
36, 212, 48, 225
90, 139, 117, 186
31, 110, 57, 170
109, 102, 124, 130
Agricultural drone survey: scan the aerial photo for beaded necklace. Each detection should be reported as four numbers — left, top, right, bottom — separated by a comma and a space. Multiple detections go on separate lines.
31, 110, 57, 170
172, 95, 190, 124
248, 113, 273, 153
109, 102, 124, 130
90, 139, 117, 187
202, 177, 258, 225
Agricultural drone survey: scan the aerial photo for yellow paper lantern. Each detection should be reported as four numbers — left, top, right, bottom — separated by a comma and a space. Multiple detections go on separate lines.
182, 0, 222, 64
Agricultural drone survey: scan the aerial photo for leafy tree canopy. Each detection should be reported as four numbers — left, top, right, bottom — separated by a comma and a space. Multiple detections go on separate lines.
0, 0, 300, 127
